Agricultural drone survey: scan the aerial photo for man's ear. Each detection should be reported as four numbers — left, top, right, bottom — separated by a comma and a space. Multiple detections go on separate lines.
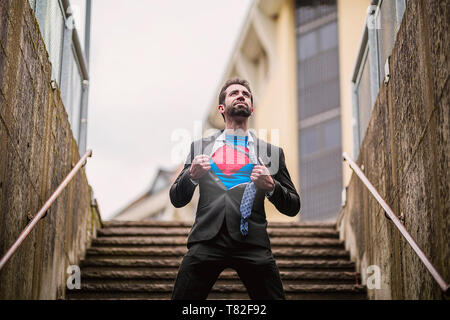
218, 105, 225, 114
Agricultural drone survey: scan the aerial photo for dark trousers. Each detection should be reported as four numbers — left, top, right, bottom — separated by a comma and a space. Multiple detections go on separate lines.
171, 221, 285, 300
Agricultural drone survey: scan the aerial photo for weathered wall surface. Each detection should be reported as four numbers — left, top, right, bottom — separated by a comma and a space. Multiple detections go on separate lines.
0, 0, 102, 299
339, 0, 449, 299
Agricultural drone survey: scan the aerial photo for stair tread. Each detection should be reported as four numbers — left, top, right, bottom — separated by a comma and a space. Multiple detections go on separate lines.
70, 282, 365, 293
103, 220, 336, 229
81, 257, 355, 269
97, 227, 339, 238
85, 247, 349, 258
68, 221, 365, 300
81, 269, 359, 280
91, 236, 343, 247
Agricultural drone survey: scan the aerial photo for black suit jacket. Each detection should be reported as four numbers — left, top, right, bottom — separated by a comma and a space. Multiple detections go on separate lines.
169, 130, 301, 249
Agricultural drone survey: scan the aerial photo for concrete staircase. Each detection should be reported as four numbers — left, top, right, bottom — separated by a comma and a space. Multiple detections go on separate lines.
66, 221, 367, 300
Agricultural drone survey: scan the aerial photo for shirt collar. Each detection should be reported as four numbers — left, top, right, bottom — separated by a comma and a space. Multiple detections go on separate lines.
217, 129, 254, 144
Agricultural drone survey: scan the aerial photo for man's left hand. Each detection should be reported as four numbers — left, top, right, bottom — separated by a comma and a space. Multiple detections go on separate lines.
250, 158, 275, 192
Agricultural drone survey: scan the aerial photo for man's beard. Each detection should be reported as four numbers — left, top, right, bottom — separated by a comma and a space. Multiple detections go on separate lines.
226, 102, 251, 118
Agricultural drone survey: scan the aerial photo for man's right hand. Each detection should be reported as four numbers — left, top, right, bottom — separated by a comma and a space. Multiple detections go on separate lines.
189, 155, 211, 180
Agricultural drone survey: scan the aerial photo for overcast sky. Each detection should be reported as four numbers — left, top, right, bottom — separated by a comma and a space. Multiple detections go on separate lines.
85, 1, 253, 220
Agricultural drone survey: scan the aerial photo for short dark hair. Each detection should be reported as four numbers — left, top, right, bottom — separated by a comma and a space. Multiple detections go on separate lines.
218, 78, 253, 121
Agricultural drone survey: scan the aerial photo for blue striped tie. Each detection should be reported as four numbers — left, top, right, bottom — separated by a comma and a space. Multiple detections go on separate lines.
239, 182, 257, 236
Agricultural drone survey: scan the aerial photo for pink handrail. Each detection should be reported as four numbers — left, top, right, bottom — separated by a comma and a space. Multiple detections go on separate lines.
0, 149, 93, 271
343, 152, 449, 294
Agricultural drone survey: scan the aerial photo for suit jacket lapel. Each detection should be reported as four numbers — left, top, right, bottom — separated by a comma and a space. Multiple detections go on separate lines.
252, 132, 278, 176
202, 129, 223, 156
251, 132, 269, 168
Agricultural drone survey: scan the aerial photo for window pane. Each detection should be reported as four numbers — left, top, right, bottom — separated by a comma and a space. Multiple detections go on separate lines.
42, 0, 65, 83
298, 46, 339, 90
320, 21, 338, 52
296, 0, 342, 222
323, 117, 341, 149
66, 47, 83, 141
377, 0, 397, 86
298, 31, 318, 61
299, 150, 342, 221
356, 49, 372, 144
296, 0, 337, 26
69, 0, 87, 52
300, 126, 319, 156
299, 80, 340, 119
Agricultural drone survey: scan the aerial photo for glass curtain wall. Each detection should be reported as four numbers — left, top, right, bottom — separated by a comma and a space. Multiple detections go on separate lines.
295, 0, 342, 221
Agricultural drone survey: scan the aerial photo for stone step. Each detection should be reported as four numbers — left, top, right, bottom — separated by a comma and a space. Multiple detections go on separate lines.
79, 269, 360, 283
67, 282, 366, 295
80, 257, 356, 271
67, 220, 366, 300
91, 236, 344, 247
103, 220, 336, 229
97, 227, 339, 238
85, 247, 349, 260
77, 279, 358, 288
67, 291, 366, 300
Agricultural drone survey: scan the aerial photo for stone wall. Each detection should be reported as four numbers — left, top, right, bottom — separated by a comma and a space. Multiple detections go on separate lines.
339, 0, 449, 299
0, 0, 102, 299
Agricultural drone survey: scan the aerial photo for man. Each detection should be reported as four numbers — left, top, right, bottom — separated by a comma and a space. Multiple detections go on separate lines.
170, 78, 300, 300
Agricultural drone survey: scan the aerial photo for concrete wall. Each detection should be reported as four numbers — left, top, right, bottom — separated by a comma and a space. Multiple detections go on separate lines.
0, 0, 102, 299
339, 0, 449, 299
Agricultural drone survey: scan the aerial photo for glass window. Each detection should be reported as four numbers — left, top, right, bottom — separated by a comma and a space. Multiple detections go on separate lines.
377, 0, 397, 87
296, 0, 342, 222
356, 47, 372, 146
298, 48, 339, 90
319, 21, 338, 52
37, 0, 65, 84
65, 46, 83, 140
296, 0, 337, 26
323, 117, 341, 149
299, 79, 339, 119
68, 0, 87, 51
298, 31, 318, 61
300, 126, 319, 156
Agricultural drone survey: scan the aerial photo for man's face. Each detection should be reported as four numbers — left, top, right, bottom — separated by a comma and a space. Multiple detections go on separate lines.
219, 84, 253, 120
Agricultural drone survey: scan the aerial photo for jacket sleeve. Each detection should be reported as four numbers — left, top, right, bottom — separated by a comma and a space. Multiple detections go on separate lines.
169, 142, 197, 208
267, 148, 301, 217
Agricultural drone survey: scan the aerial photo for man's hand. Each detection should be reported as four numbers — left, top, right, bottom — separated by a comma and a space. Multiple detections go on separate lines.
189, 155, 211, 180
250, 157, 275, 192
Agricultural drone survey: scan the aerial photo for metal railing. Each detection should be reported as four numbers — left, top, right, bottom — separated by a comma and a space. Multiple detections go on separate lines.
0, 149, 93, 272
343, 152, 449, 295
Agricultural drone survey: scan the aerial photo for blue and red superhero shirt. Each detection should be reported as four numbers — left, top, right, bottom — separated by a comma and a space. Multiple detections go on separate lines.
209, 134, 255, 190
